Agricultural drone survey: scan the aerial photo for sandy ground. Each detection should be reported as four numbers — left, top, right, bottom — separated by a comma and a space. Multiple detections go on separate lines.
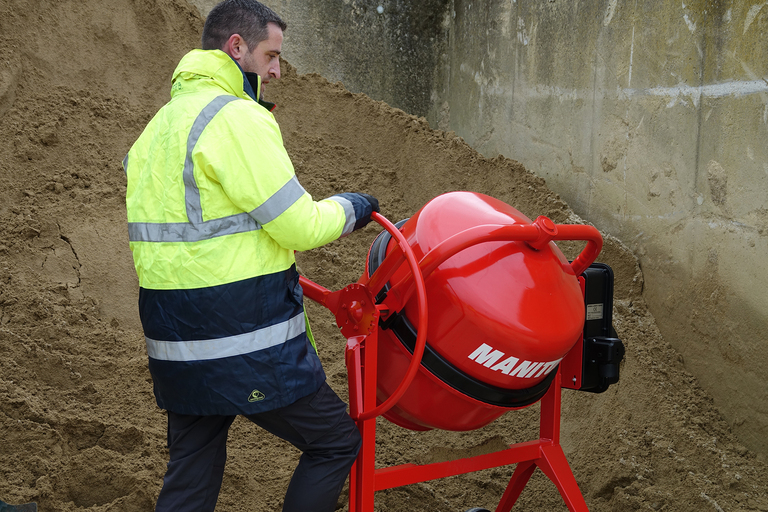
1, 0, 767, 510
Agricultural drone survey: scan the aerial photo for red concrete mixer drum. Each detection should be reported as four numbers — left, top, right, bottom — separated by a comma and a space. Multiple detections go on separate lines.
366, 191, 587, 431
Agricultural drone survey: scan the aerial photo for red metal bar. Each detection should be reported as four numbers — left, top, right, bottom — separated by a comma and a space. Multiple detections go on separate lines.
382, 220, 602, 313
496, 461, 537, 512
353, 367, 589, 511
539, 372, 562, 444
495, 372, 588, 512
373, 440, 543, 490
345, 335, 365, 419
553, 224, 603, 276
357, 318, 379, 510
346, 333, 366, 511
299, 275, 331, 306
536, 444, 589, 512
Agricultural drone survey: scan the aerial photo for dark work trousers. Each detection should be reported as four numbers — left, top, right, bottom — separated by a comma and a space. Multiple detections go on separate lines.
155, 381, 362, 512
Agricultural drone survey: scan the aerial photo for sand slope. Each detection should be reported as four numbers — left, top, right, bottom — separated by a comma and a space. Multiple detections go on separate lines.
0, 0, 766, 510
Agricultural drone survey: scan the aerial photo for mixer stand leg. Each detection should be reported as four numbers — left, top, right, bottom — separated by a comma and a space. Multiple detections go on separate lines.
494, 445, 588, 512
348, 414, 376, 512
494, 460, 536, 512
536, 444, 588, 512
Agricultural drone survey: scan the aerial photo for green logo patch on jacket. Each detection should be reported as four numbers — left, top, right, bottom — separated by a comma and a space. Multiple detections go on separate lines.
248, 389, 266, 402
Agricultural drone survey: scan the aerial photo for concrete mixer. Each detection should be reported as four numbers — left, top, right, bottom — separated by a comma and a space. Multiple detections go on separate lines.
300, 191, 624, 512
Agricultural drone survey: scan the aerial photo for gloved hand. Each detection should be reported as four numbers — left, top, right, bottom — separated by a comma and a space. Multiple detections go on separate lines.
351, 192, 379, 231
327, 192, 381, 234
358, 193, 380, 213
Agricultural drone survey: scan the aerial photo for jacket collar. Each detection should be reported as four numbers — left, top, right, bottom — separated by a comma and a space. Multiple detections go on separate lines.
171, 50, 276, 111
244, 72, 276, 112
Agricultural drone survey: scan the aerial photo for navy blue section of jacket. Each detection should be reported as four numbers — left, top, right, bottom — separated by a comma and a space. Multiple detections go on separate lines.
139, 265, 326, 416
148, 334, 325, 416
139, 266, 303, 341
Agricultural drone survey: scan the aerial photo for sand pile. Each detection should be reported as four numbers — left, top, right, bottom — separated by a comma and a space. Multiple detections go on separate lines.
1, 0, 767, 510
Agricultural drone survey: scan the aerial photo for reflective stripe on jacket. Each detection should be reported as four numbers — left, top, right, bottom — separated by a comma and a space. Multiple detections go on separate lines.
124, 49, 353, 415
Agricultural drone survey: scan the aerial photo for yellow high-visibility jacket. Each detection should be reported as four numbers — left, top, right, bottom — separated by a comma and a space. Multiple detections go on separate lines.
123, 49, 369, 415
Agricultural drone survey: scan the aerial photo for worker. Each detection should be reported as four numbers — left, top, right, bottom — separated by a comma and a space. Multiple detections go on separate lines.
122, 1, 374, 510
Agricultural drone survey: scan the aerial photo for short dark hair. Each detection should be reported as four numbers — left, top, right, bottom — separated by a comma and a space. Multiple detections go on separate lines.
201, 0, 287, 51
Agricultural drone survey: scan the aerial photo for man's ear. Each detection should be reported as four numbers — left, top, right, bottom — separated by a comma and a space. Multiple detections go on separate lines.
223, 33, 248, 61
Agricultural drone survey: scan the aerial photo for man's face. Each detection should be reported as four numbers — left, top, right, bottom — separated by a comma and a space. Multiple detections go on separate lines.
240, 22, 283, 86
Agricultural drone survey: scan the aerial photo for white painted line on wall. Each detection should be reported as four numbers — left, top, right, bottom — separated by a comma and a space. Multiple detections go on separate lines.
466, 61, 767, 118
615, 211, 689, 222
500, 80, 768, 104
619, 212, 755, 231
623, 80, 768, 107
481, 80, 768, 113
707, 219, 750, 230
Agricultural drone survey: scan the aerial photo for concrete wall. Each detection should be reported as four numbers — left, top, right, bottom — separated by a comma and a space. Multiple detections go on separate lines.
437, 0, 768, 457
191, 0, 449, 119
188, 0, 768, 456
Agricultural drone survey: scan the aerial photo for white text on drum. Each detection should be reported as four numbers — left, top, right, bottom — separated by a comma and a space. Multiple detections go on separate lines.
468, 343, 561, 378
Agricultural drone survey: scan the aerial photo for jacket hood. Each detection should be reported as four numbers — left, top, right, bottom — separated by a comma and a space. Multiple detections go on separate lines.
170, 49, 260, 101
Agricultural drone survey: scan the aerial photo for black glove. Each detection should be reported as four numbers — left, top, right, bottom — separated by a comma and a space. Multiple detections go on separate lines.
329, 192, 381, 233
359, 193, 380, 213
351, 192, 379, 231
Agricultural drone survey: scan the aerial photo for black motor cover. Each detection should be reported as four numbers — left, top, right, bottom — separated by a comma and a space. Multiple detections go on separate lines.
574, 263, 625, 393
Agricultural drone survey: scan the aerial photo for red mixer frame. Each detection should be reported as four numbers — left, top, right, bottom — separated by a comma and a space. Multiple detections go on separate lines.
300, 211, 603, 512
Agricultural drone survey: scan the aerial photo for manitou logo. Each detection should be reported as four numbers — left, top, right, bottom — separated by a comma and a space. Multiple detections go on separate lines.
468, 343, 561, 378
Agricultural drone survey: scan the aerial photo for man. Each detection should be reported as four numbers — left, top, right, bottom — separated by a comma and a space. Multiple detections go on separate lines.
122, 1, 375, 510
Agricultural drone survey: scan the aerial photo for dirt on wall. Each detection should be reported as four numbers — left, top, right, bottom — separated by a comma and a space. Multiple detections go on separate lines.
1, 0, 767, 510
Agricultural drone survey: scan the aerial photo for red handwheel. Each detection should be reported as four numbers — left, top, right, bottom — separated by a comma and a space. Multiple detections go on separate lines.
299, 211, 429, 422
354, 211, 429, 421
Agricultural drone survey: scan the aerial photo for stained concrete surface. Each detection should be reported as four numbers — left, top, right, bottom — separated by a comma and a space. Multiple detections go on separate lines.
187, 0, 768, 458
190, 0, 449, 119
436, 0, 768, 458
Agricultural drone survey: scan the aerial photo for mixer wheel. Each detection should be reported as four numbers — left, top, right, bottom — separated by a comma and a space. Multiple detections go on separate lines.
464, 508, 491, 512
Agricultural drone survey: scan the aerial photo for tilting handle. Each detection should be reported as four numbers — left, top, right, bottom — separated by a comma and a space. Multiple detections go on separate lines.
380, 216, 603, 314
